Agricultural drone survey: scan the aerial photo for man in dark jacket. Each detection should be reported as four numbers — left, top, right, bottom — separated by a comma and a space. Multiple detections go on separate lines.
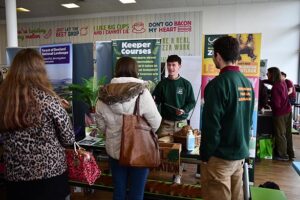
200, 36, 255, 200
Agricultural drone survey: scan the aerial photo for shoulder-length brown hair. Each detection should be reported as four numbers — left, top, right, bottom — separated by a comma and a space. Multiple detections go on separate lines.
267, 67, 281, 84
0, 48, 56, 131
115, 57, 138, 78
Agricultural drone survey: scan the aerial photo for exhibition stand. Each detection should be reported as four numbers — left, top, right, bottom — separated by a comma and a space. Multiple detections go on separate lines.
1, 34, 289, 200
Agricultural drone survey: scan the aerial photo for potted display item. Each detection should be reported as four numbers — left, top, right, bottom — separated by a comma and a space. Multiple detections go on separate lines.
68, 76, 106, 138
68, 76, 106, 112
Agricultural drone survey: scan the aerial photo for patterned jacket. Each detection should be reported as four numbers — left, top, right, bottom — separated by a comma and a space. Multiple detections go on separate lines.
1, 88, 74, 181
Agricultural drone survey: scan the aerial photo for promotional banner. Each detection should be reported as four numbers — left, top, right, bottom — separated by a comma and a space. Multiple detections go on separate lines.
112, 38, 161, 84
10, 11, 201, 62
202, 33, 261, 77
40, 43, 73, 100
201, 33, 262, 184
96, 41, 112, 82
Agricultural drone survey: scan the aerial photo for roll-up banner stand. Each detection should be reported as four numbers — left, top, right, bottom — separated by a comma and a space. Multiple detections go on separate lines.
112, 38, 161, 84
72, 43, 94, 140
96, 41, 113, 83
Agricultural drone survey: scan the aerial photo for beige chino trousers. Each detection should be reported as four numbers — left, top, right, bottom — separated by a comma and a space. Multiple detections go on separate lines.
201, 156, 244, 200
157, 119, 187, 143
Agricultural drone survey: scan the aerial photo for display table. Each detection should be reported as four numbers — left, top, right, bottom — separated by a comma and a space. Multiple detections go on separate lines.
78, 137, 201, 174
76, 138, 202, 199
69, 174, 202, 200
257, 111, 273, 136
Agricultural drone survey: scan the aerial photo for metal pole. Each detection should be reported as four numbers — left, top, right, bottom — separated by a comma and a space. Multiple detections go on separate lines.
5, 0, 18, 47
243, 162, 250, 200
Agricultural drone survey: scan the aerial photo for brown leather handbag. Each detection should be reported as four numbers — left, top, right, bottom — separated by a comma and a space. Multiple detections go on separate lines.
119, 93, 161, 168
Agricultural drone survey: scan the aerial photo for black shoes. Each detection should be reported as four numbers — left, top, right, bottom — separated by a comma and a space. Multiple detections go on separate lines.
273, 156, 289, 161
289, 155, 295, 161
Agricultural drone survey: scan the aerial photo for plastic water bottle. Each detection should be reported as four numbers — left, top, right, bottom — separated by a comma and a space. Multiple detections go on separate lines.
186, 129, 195, 151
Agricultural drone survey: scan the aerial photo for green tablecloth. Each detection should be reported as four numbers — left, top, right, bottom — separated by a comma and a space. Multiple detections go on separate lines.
251, 186, 287, 200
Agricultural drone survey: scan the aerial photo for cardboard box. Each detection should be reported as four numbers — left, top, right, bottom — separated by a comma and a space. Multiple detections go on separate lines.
151, 143, 182, 174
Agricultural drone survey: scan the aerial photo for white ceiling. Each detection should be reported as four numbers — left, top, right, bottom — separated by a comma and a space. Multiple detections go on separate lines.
0, 0, 297, 20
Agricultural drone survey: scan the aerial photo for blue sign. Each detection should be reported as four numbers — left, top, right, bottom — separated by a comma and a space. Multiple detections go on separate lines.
41, 45, 70, 64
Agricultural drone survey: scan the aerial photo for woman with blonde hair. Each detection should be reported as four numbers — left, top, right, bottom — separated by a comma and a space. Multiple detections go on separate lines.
0, 49, 74, 200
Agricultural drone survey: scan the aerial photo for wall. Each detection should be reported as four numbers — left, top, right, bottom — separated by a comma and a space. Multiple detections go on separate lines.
202, 2, 300, 83
0, 1, 299, 82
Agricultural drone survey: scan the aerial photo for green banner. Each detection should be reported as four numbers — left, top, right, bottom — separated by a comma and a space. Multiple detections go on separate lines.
112, 39, 161, 84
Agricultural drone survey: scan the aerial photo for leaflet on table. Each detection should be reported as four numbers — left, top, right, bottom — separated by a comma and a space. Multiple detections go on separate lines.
85, 113, 105, 138
78, 135, 105, 147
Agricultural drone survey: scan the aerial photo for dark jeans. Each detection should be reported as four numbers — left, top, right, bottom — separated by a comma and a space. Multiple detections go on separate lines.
273, 112, 294, 158
109, 157, 149, 200
6, 171, 69, 200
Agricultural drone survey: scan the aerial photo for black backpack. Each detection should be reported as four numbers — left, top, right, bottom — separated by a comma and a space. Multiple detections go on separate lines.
259, 181, 280, 190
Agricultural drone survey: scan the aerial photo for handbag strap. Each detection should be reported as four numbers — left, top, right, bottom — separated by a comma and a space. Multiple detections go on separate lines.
133, 92, 142, 116
133, 92, 160, 149
73, 142, 85, 155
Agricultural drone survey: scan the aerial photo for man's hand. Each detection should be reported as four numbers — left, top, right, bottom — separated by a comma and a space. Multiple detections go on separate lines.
176, 109, 185, 116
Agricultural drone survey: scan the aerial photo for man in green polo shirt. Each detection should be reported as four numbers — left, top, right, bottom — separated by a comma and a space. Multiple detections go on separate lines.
200, 36, 254, 200
153, 55, 196, 143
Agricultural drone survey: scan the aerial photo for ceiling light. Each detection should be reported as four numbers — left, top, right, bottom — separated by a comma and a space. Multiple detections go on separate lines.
119, 0, 136, 4
17, 7, 30, 12
61, 3, 80, 8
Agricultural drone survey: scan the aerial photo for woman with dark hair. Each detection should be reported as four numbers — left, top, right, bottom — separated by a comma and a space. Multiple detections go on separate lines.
267, 67, 294, 161
0, 49, 74, 200
95, 57, 161, 200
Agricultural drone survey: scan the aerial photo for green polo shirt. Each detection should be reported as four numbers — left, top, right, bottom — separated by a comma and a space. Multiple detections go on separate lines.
152, 76, 195, 121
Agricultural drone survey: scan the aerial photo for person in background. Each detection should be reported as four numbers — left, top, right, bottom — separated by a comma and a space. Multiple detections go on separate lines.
281, 71, 296, 105
0, 49, 75, 200
152, 55, 196, 143
95, 57, 161, 200
268, 67, 294, 161
200, 36, 255, 200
